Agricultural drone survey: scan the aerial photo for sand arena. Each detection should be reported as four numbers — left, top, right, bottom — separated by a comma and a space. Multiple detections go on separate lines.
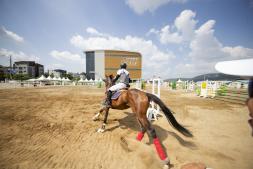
0, 86, 252, 169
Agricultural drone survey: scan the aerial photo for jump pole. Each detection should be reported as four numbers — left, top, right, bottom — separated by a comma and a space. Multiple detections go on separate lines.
147, 78, 161, 121
152, 78, 161, 112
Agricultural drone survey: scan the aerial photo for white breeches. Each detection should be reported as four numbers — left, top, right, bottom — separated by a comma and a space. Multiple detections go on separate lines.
108, 83, 127, 92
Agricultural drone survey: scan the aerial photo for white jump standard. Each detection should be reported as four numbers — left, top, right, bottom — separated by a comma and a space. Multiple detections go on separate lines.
147, 78, 162, 121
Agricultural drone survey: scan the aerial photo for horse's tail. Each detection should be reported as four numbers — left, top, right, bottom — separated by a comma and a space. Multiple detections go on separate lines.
146, 93, 193, 137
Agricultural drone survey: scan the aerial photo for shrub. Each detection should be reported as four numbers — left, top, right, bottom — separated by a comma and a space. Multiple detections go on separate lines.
195, 87, 201, 95
97, 81, 102, 88
172, 81, 176, 90
217, 85, 227, 96
141, 80, 146, 90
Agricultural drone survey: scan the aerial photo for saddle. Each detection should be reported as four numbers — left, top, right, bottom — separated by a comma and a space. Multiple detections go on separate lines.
111, 88, 129, 100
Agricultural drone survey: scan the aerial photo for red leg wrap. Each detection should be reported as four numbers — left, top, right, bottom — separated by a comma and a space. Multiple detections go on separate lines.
153, 138, 167, 160
136, 132, 144, 141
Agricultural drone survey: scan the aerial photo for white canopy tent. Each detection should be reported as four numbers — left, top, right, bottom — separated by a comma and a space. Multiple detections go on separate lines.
78, 78, 85, 83
27, 78, 36, 82
56, 77, 62, 81
36, 75, 48, 81
46, 76, 53, 81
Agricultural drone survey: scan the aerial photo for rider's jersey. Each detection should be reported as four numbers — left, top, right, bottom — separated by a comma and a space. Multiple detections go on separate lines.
117, 68, 130, 85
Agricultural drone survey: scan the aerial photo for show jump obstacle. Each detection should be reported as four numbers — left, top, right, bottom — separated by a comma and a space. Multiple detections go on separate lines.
200, 80, 218, 98
147, 78, 162, 121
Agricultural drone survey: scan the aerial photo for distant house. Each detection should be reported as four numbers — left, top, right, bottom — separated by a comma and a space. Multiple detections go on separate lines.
71, 72, 86, 79
0, 65, 17, 81
35, 63, 44, 77
13, 61, 44, 78
48, 69, 67, 78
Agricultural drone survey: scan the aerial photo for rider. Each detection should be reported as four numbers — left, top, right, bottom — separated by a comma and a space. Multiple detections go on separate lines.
105, 62, 130, 108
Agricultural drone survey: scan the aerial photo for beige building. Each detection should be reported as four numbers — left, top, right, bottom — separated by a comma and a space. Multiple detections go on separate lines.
48, 69, 67, 78
84, 50, 142, 80
13, 61, 44, 78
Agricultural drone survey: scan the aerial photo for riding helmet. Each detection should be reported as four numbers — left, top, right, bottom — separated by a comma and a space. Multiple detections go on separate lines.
120, 63, 127, 69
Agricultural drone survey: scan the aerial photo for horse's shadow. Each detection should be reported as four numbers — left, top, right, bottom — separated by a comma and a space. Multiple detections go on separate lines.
106, 111, 197, 150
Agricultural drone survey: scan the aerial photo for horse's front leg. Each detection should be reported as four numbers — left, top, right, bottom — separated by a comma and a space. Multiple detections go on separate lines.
92, 107, 105, 121
97, 108, 110, 133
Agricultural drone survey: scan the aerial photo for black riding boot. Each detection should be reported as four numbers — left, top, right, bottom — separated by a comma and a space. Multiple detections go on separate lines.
105, 90, 112, 108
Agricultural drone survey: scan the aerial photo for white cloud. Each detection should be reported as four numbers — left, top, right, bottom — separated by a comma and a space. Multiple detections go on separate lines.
148, 9, 253, 78
174, 9, 197, 41
69, 9, 253, 78
174, 61, 216, 78
147, 10, 197, 44
0, 48, 40, 64
159, 25, 183, 44
189, 20, 224, 61
46, 63, 64, 70
172, 19, 253, 78
147, 26, 183, 44
222, 46, 253, 59
86, 27, 100, 35
189, 19, 253, 62
70, 33, 174, 62
125, 0, 187, 15
146, 28, 159, 36
86, 27, 109, 37
50, 50, 82, 61
70, 29, 175, 78
0, 26, 24, 42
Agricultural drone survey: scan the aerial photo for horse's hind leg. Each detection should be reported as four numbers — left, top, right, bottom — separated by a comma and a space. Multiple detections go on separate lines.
139, 117, 169, 165
136, 118, 146, 141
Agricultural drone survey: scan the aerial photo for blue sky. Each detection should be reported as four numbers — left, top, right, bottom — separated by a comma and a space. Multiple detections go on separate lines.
0, 0, 253, 79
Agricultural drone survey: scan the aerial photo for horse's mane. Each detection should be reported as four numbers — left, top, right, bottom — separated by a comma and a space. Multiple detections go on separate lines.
108, 74, 114, 80
105, 74, 115, 86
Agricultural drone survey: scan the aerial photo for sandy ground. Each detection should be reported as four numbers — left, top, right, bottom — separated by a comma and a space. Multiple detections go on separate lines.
0, 86, 252, 169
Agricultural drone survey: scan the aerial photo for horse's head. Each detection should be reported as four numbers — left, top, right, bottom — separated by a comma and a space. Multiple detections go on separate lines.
104, 74, 115, 91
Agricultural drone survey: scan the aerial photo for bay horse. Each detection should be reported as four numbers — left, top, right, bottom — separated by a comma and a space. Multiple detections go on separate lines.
93, 75, 193, 167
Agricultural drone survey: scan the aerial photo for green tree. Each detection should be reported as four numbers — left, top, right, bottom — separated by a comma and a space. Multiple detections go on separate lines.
80, 72, 87, 79
66, 73, 73, 80
44, 72, 49, 77
172, 81, 176, 90
141, 80, 146, 90
50, 73, 54, 78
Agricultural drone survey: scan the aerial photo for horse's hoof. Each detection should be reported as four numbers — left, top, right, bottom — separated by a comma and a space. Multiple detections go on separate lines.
163, 158, 170, 169
163, 164, 170, 169
97, 128, 105, 133
92, 113, 100, 121
92, 116, 99, 121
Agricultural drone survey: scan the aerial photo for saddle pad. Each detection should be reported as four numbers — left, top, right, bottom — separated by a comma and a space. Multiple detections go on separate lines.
111, 90, 121, 100
111, 89, 127, 100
